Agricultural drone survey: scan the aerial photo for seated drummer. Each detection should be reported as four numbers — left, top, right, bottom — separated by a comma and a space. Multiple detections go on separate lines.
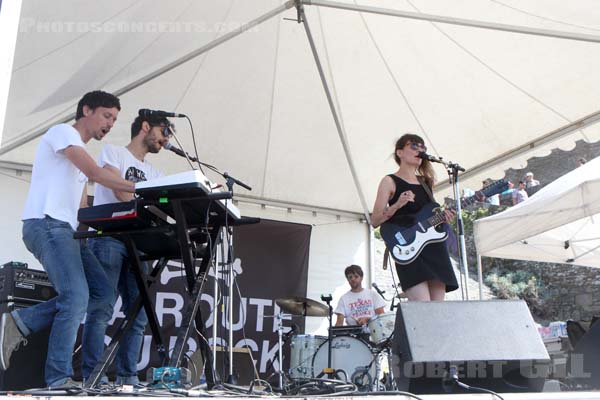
335, 265, 385, 326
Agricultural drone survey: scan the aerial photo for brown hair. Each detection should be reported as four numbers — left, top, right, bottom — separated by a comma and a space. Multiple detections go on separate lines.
75, 90, 121, 120
394, 133, 435, 189
344, 264, 363, 278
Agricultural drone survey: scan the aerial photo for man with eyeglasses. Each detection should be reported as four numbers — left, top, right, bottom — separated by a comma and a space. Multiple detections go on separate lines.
81, 114, 172, 385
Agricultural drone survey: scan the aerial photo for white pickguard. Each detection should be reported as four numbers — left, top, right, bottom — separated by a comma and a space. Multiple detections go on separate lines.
391, 226, 447, 265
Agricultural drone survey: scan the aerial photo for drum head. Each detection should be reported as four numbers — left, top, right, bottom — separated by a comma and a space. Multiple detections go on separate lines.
368, 312, 396, 344
312, 335, 376, 389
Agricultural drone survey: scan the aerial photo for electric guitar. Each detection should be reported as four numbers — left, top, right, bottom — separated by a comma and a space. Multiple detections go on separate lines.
380, 179, 509, 265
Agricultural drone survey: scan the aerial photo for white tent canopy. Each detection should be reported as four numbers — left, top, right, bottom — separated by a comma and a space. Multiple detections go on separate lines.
2, 0, 600, 218
474, 155, 600, 268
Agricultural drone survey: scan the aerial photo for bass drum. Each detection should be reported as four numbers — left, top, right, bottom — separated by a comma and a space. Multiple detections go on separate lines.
312, 335, 376, 389
289, 334, 326, 379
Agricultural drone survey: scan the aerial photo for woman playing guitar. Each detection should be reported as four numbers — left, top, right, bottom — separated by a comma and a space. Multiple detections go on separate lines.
371, 134, 458, 301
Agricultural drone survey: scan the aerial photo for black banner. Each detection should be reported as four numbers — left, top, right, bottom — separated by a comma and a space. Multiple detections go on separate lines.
105, 218, 311, 381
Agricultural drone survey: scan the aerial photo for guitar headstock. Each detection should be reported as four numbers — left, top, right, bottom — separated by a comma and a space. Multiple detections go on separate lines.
479, 179, 510, 198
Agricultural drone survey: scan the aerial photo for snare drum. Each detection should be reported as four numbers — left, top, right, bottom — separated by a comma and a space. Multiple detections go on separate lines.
289, 334, 326, 379
312, 335, 376, 388
368, 312, 396, 344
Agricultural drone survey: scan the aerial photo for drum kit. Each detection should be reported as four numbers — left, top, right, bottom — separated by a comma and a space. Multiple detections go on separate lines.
273, 296, 398, 392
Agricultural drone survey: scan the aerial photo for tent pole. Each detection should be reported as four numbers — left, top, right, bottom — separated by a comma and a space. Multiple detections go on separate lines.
0, 1, 295, 156
477, 253, 483, 300
304, 0, 600, 44
368, 225, 375, 287
0, 0, 23, 146
296, 1, 372, 225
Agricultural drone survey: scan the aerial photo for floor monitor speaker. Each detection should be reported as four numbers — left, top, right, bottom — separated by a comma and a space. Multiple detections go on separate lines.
391, 300, 550, 394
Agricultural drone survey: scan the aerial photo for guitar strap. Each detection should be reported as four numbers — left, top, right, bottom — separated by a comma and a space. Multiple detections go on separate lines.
416, 175, 436, 203
383, 246, 389, 270
382, 175, 435, 270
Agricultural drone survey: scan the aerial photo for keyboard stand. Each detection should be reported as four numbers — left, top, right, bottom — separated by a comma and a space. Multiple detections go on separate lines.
77, 191, 235, 389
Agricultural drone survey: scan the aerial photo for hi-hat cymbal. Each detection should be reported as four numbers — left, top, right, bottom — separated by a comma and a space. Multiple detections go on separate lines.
275, 297, 329, 317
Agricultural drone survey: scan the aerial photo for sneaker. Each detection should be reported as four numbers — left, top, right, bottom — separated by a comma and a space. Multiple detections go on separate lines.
83, 374, 110, 389
48, 377, 82, 390
0, 313, 27, 370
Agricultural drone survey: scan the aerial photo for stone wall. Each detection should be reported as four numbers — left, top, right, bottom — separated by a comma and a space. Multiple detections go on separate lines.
467, 138, 600, 323
483, 258, 600, 323
504, 138, 600, 187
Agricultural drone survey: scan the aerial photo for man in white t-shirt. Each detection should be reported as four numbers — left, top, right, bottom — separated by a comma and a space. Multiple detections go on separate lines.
525, 172, 540, 188
335, 265, 386, 326
0, 91, 136, 388
82, 114, 171, 385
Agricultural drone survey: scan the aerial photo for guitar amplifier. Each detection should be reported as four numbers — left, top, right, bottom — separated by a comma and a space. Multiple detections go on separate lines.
0, 262, 57, 304
0, 301, 50, 390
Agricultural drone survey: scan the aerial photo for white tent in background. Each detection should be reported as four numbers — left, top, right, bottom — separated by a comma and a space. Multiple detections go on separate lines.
3, 1, 600, 212
3, 1, 600, 302
474, 156, 600, 293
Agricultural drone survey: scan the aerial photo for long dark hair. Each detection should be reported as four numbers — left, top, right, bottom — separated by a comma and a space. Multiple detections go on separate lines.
394, 133, 435, 189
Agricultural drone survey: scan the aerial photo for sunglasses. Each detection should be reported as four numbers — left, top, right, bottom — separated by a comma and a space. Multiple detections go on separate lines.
151, 124, 175, 138
407, 142, 427, 152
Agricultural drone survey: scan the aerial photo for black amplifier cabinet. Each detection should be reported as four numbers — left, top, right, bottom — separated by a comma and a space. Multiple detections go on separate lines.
0, 301, 50, 390
0, 262, 57, 304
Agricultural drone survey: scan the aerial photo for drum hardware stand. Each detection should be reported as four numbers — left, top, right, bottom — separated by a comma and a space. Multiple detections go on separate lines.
318, 294, 338, 380
273, 311, 292, 390
382, 346, 397, 391
365, 346, 397, 392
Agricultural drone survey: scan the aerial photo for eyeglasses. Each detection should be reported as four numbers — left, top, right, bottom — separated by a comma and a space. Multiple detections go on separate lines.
151, 124, 174, 138
406, 142, 427, 152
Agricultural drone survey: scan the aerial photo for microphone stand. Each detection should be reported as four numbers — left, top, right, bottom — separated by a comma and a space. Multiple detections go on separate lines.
185, 157, 250, 383
165, 140, 252, 193
320, 294, 335, 380
423, 154, 470, 300
166, 136, 253, 380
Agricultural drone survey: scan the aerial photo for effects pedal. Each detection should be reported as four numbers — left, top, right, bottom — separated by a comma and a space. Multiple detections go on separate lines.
147, 367, 191, 388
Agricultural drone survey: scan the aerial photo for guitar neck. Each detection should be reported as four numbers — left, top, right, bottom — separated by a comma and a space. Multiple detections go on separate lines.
424, 180, 507, 228
425, 191, 488, 227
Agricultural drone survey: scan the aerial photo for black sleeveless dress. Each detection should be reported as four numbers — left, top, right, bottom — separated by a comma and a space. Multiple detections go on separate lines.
387, 175, 458, 292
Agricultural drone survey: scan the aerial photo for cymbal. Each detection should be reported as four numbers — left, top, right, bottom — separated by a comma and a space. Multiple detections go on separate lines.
275, 297, 329, 317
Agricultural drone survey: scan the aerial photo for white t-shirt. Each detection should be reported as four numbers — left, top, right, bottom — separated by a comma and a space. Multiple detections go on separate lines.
334, 288, 386, 325
93, 144, 162, 206
22, 124, 87, 230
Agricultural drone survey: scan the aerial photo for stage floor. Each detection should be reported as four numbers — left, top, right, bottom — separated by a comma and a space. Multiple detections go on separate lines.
1, 389, 599, 400
0, 392, 599, 400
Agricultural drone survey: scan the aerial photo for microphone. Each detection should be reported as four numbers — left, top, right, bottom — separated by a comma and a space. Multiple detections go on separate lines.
138, 108, 187, 118
417, 151, 465, 171
163, 142, 198, 162
417, 151, 437, 162
372, 282, 385, 297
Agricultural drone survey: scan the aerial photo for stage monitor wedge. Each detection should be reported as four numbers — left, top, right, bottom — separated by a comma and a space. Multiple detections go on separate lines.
392, 300, 550, 394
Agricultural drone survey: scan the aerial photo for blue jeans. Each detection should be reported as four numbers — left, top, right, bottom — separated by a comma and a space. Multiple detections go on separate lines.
82, 236, 148, 383
13, 217, 113, 387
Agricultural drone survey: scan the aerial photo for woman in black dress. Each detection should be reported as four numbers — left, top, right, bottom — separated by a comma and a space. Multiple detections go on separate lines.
371, 134, 458, 301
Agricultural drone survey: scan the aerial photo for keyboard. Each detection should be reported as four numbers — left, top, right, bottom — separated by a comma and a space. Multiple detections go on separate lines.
136, 170, 241, 220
